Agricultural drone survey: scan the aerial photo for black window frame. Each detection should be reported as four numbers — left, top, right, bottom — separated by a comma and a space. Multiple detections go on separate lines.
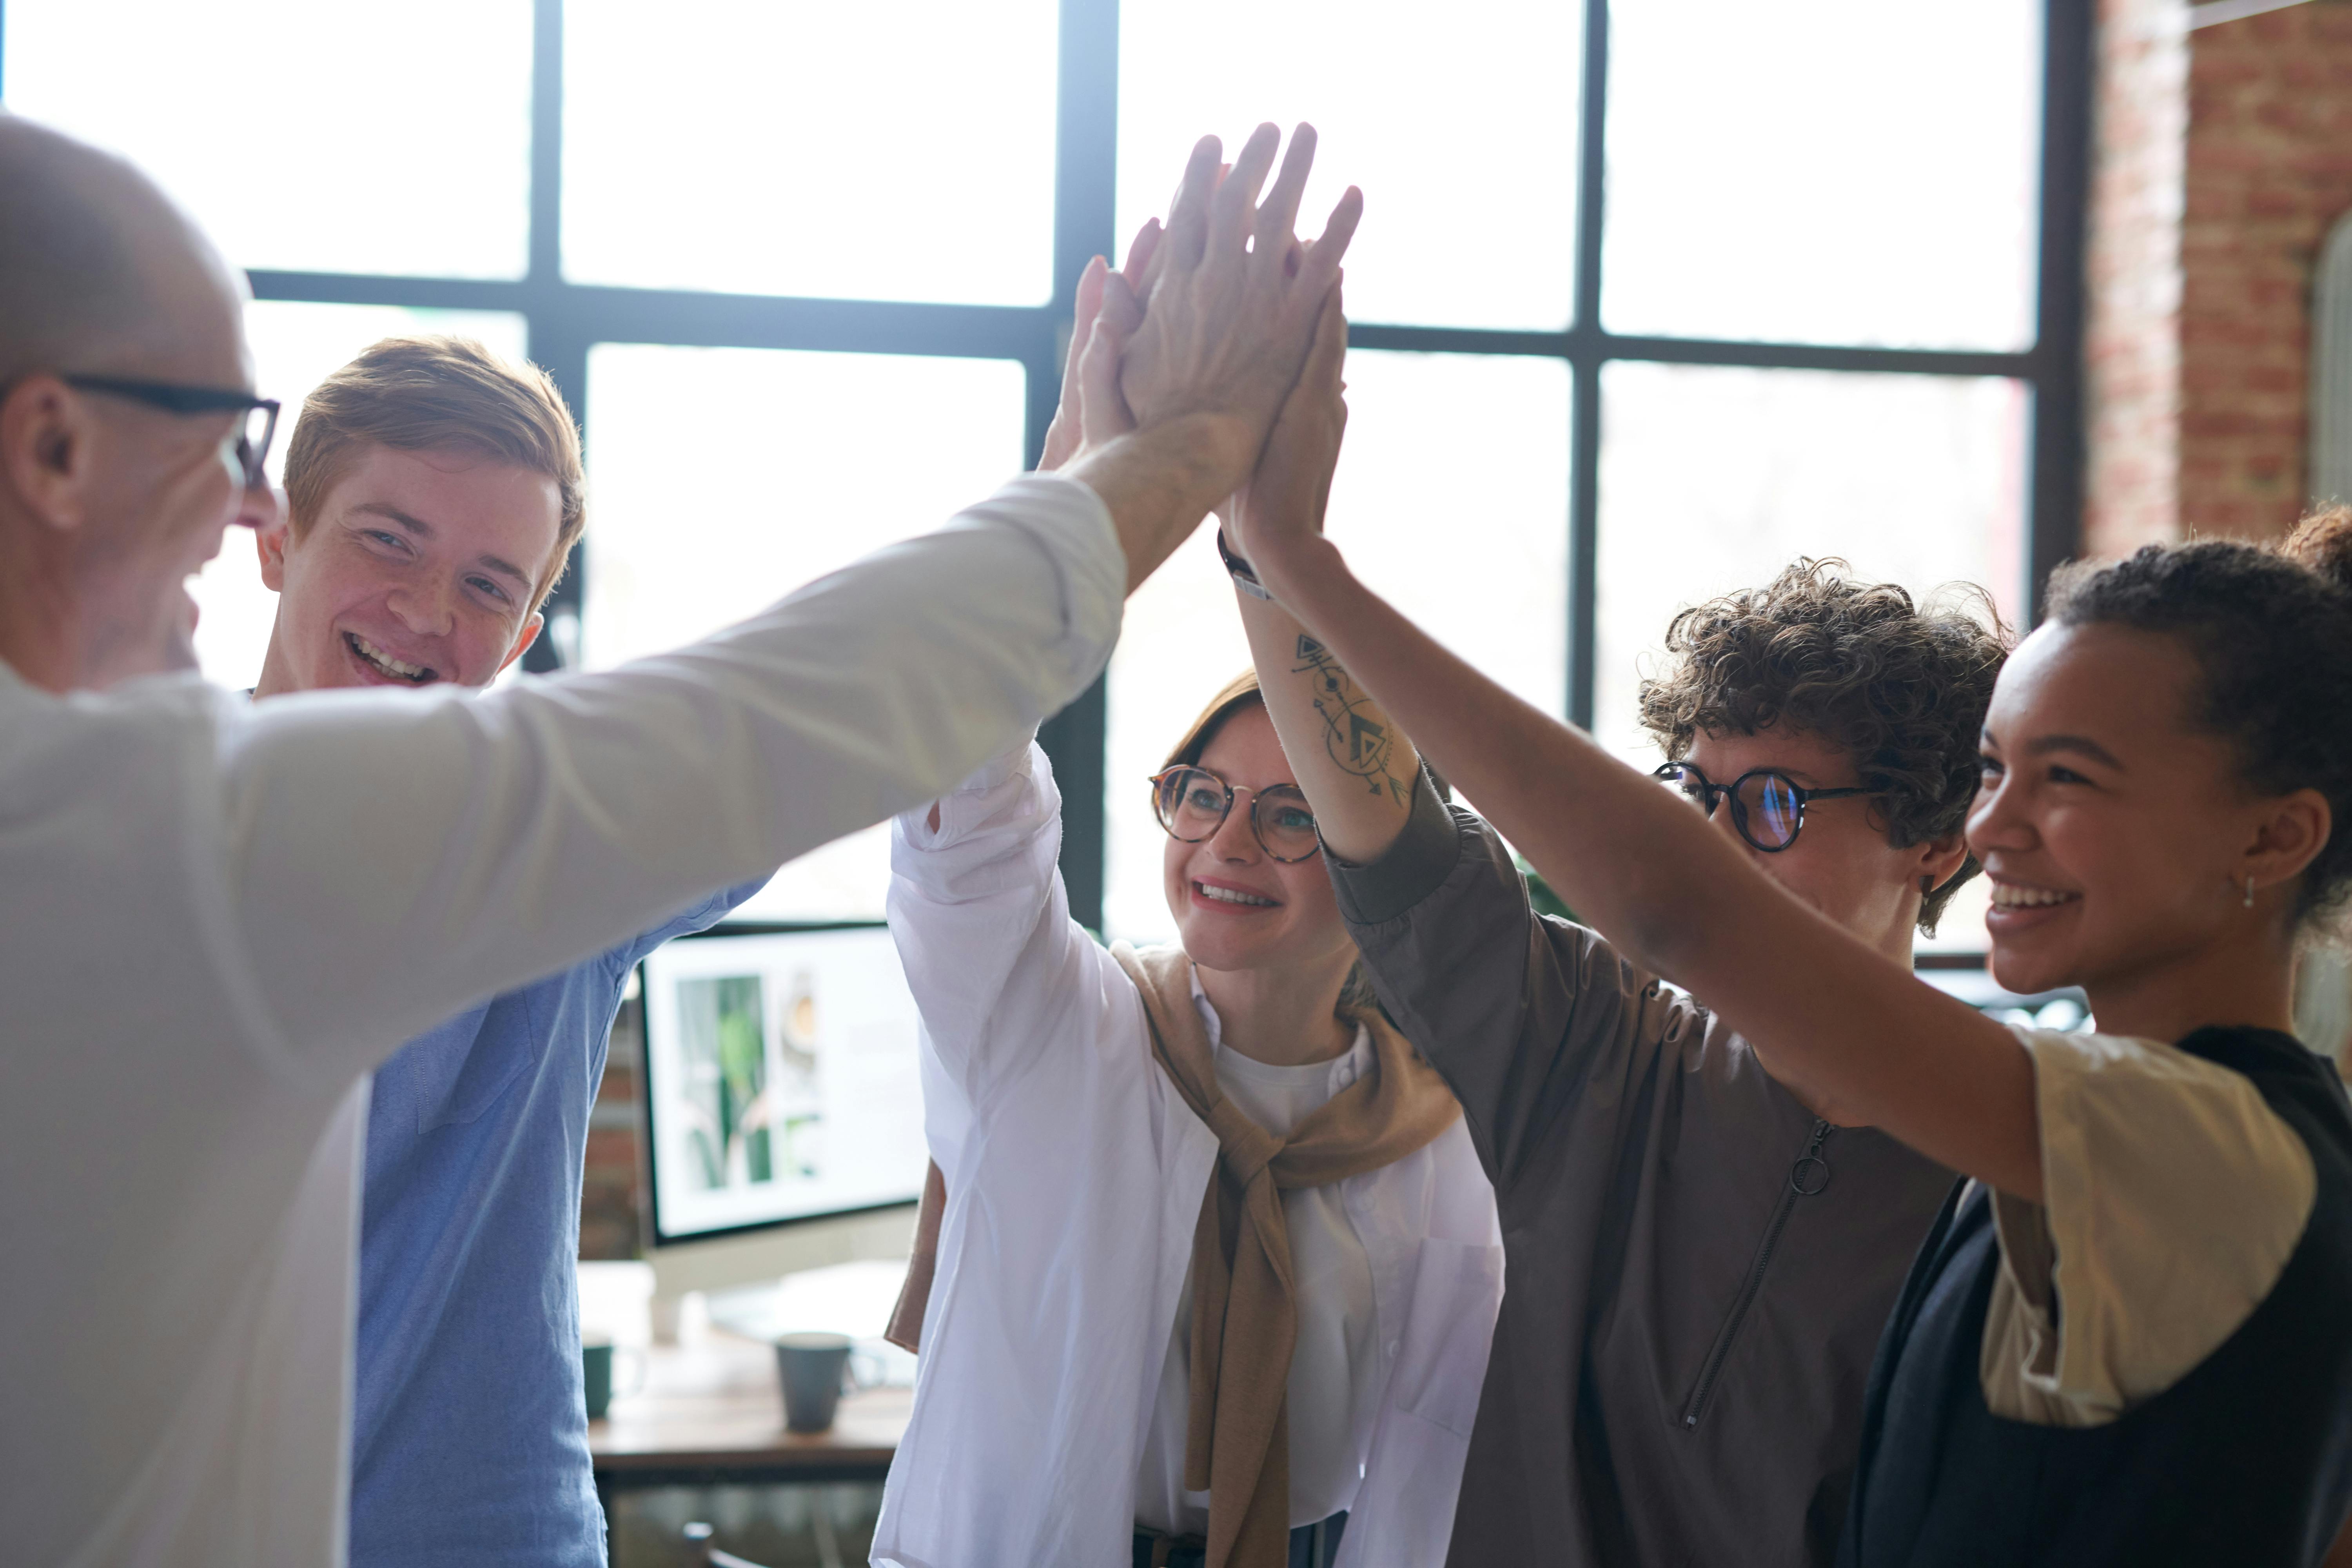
0, 0, 2091, 933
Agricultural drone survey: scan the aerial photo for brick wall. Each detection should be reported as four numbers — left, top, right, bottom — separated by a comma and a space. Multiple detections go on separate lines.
581, 992, 647, 1260
2087, 0, 2352, 552
2085, 0, 2188, 556
2182, 0, 2352, 539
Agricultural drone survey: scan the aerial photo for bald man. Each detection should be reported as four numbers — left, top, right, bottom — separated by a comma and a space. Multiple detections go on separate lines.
0, 113, 1362, 1566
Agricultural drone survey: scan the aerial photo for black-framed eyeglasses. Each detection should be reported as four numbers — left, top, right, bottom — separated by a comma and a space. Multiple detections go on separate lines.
1653, 761, 1872, 853
63, 374, 280, 490
1149, 766, 1323, 863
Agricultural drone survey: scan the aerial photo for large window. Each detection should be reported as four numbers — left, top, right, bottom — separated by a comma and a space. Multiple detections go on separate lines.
0, 0, 2087, 947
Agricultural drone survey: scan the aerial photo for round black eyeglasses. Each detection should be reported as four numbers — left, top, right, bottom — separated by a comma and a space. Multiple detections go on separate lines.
1653, 762, 1871, 853
1149, 766, 1323, 863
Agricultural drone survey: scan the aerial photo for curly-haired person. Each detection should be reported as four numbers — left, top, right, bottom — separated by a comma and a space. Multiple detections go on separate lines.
1238, 550, 2009, 1568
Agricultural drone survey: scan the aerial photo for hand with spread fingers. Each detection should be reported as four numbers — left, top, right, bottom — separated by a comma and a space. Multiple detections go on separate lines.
1061, 122, 1358, 592
1116, 122, 1360, 492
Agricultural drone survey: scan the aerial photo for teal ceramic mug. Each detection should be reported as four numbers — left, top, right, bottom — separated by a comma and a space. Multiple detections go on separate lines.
582, 1334, 644, 1420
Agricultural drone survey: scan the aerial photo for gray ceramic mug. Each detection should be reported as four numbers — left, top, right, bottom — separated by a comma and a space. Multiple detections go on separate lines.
775, 1332, 882, 1432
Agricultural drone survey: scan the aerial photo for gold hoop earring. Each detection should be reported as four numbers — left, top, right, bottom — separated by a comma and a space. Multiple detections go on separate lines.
2245, 877, 2256, 910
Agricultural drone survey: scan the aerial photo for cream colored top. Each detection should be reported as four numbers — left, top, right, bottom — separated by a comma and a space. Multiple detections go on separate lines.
1979, 1027, 2318, 1427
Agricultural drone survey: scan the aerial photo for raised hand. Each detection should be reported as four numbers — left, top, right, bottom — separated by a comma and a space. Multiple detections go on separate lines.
1221, 282, 1348, 579
1116, 123, 1361, 496
1037, 220, 1160, 473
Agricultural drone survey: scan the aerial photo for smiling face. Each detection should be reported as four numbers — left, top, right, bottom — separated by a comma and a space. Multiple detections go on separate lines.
1679, 724, 1968, 963
1969, 621, 2293, 1000
1163, 704, 1358, 979
253, 442, 561, 694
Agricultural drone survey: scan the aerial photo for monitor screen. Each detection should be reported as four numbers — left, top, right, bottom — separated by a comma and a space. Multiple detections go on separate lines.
638, 923, 928, 1244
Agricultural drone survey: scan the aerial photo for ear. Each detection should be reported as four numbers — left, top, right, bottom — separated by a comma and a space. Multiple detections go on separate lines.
2245, 787, 2332, 903
255, 509, 293, 590
497, 612, 545, 677
0, 375, 100, 533
1913, 829, 1972, 895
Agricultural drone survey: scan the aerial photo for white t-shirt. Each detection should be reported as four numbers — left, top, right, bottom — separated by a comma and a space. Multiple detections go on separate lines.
0, 475, 1122, 1568
1133, 987, 1381, 1534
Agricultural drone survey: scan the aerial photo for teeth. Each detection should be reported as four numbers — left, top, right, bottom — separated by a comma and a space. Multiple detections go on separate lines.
349, 632, 430, 682
1991, 883, 2075, 909
1197, 883, 1276, 908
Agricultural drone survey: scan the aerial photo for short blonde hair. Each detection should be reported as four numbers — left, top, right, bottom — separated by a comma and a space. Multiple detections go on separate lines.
281, 335, 585, 613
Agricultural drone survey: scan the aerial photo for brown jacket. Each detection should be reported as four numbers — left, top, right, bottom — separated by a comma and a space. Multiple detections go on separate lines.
1330, 775, 1955, 1568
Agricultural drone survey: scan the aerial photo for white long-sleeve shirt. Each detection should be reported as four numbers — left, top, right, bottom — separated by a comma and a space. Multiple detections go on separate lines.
873, 741, 1503, 1568
0, 474, 1123, 1568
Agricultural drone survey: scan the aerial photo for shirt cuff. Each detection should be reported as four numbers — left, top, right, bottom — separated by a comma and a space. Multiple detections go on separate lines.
1328, 765, 1465, 927
958, 472, 1126, 708
898, 738, 1039, 848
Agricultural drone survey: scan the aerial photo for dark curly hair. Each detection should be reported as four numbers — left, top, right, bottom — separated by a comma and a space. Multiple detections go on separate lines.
2045, 505, 2352, 929
1637, 560, 2011, 934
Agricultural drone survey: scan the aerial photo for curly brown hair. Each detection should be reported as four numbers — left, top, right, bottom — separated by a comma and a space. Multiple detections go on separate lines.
1636, 560, 2012, 934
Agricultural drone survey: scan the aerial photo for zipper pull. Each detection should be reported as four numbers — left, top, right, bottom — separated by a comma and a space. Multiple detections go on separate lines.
1789, 1118, 1832, 1198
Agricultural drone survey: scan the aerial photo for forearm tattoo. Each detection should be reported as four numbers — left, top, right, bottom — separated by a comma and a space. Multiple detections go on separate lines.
1294, 633, 1411, 806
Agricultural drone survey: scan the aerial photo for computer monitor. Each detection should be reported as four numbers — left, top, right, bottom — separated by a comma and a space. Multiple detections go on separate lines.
638, 922, 928, 1248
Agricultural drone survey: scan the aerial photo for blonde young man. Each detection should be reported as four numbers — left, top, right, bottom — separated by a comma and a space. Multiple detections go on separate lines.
247, 336, 766, 1567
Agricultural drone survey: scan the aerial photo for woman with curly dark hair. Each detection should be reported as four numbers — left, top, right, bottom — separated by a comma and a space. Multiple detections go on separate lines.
1228, 307, 2352, 1568
1229, 309, 2011, 1568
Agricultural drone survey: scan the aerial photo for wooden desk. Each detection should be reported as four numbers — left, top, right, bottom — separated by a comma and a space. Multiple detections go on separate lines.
590, 1331, 907, 1494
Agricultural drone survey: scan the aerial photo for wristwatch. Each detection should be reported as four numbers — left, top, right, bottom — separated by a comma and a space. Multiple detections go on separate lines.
1216, 528, 1275, 601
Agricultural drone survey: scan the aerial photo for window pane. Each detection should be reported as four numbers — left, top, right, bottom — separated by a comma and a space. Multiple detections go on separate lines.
1118, 0, 1579, 331
1593, 363, 2027, 950
3, 0, 532, 279
1603, 0, 2040, 350
1104, 350, 1569, 942
189, 303, 530, 690
564, 1, 1057, 305
584, 345, 1027, 921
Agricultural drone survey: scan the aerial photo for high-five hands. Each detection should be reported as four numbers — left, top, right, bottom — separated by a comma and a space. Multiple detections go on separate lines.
1055, 123, 1358, 592
1218, 284, 1348, 587
1037, 221, 1158, 473
1118, 124, 1361, 495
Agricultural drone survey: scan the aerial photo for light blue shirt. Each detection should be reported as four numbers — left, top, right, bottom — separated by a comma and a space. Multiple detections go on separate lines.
347, 881, 763, 1567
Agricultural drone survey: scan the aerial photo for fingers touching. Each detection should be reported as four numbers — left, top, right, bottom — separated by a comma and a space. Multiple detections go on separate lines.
1078, 271, 1143, 446
1297, 186, 1363, 296
1252, 123, 1317, 264
1163, 135, 1224, 275
1207, 122, 1282, 259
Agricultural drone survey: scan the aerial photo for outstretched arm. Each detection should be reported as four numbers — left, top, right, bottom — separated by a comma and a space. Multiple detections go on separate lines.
1221, 288, 1422, 864
1232, 502, 2044, 1201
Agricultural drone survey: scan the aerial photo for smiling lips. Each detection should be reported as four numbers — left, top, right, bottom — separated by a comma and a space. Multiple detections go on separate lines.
1989, 879, 2079, 911
1194, 879, 1278, 910
345, 630, 438, 685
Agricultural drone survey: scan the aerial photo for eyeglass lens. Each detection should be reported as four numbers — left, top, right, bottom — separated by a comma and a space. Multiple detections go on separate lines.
1151, 768, 1321, 861
234, 403, 278, 488
1661, 765, 1803, 849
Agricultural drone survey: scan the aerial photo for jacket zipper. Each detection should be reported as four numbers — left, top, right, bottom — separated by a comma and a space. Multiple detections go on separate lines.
1681, 1118, 1834, 1429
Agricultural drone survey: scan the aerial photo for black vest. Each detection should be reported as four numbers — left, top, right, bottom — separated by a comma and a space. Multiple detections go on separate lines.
1838, 1027, 2352, 1567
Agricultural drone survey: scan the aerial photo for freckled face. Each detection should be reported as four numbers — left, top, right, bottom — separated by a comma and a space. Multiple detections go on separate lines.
1163, 705, 1357, 978
258, 443, 560, 693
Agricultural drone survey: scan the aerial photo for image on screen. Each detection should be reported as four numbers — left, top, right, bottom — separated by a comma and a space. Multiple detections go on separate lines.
640, 924, 927, 1242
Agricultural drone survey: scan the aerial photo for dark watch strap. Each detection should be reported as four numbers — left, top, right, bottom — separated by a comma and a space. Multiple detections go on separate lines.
1216, 528, 1275, 601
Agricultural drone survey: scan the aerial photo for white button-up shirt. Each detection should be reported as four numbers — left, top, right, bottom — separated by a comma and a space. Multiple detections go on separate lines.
0, 475, 1123, 1568
874, 742, 1503, 1568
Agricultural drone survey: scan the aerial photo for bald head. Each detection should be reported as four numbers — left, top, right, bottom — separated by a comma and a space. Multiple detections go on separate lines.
0, 114, 247, 388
